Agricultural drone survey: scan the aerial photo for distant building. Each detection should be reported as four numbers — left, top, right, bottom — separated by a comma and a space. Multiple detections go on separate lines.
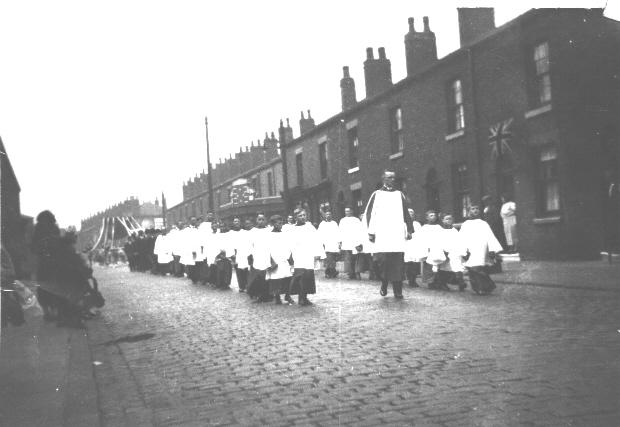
0, 136, 34, 278
79, 197, 163, 249
166, 125, 299, 224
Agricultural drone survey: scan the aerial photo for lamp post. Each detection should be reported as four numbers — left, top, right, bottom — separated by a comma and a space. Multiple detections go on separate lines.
205, 116, 215, 213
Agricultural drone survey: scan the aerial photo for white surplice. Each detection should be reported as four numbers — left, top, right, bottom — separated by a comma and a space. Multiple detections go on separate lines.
365, 189, 409, 253
289, 223, 325, 269
317, 220, 340, 253
154, 234, 173, 264
459, 218, 503, 268
338, 216, 364, 251
249, 227, 272, 271
266, 231, 293, 280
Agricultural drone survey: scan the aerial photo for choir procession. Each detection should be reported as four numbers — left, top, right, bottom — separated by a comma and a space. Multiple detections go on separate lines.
122, 171, 504, 304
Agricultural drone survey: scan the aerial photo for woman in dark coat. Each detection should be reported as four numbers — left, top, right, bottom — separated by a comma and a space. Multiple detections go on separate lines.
31, 210, 62, 320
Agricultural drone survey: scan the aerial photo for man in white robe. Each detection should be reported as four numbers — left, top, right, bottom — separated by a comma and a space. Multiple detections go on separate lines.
460, 205, 503, 295
230, 217, 251, 292
265, 215, 295, 305
289, 210, 325, 306
153, 228, 173, 275
317, 211, 340, 278
339, 207, 364, 279
247, 214, 273, 301
364, 170, 414, 299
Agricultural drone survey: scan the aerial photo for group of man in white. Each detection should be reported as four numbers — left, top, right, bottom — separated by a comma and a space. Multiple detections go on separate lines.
149, 170, 503, 304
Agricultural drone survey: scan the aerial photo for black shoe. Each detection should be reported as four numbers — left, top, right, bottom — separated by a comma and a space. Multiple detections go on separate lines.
380, 283, 388, 297
285, 295, 295, 305
299, 298, 313, 306
394, 294, 404, 300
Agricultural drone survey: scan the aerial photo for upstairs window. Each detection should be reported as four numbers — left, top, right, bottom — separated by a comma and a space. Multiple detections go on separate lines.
447, 79, 465, 133
533, 42, 552, 106
390, 107, 404, 154
347, 127, 359, 169
319, 141, 328, 180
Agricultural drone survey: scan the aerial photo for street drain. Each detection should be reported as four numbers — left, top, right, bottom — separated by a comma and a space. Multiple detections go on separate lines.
103, 333, 155, 346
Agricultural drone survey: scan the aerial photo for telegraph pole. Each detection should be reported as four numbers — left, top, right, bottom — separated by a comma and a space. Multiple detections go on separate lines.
205, 116, 215, 213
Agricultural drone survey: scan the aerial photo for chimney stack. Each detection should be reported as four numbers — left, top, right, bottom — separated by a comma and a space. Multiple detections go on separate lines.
404, 16, 438, 77
457, 8, 495, 47
364, 47, 392, 99
299, 109, 316, 135
340, 66, 357, 111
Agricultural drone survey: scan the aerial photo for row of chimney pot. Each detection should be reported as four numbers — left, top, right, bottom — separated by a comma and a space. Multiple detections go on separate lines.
341, 9, 495, 110
184, 9, 496, 189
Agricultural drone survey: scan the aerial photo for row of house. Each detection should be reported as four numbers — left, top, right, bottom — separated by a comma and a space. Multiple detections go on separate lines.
167, 8, 620, 260
79, 197, 163, 249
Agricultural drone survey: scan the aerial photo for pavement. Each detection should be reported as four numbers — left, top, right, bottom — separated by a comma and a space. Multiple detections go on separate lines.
1, 259, 620, 426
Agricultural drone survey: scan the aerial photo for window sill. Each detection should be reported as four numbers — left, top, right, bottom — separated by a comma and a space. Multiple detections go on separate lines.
525, 104, 552, 119
389, 152, 404, 160
445, 129, 465, 141
348, 166, 360, 174
533, 215, 561, 225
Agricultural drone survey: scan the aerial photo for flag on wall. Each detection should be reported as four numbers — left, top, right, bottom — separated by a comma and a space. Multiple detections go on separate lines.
488, 118, 513, 159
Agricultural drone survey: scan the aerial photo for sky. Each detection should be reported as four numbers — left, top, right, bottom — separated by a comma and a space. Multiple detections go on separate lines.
0, 0, 616, 229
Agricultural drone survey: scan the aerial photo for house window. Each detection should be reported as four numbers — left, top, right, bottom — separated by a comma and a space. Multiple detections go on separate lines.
390, 107, 404, 154
296, 152, 303, 187
347, 127, 359, 169
538, 146, 560, 214
452, 163, 471, 221
447, 79, 465, 133
319, 141, 328, 180
425, 168, 441, 212
533, 42, 552, 106
352, 189, 363, 217
267, 171, 274, 196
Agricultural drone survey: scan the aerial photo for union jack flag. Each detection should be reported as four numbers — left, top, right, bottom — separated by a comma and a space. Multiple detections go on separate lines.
488, 118, 514, 159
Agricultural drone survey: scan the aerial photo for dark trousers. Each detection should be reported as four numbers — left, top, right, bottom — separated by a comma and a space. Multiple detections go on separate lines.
157, 262, 170, 275
467, 267, 496, 294
215, 258, 233, 288
405, 261, 420, 285
235, 267, 249, 290
324, 252, 338, 278
172, 256, 184, 277
342, 250, 359, 278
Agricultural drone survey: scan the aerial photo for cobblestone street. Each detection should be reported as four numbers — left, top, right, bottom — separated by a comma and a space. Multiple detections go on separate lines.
86, 266, 620, 426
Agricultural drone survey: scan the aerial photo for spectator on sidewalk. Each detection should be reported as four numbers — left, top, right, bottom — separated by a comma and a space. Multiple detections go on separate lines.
500, 195, 518, 253
482, 195, 507, 249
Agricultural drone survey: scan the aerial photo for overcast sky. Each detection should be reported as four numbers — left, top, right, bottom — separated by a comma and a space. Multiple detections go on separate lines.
1, 0, 615, 229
